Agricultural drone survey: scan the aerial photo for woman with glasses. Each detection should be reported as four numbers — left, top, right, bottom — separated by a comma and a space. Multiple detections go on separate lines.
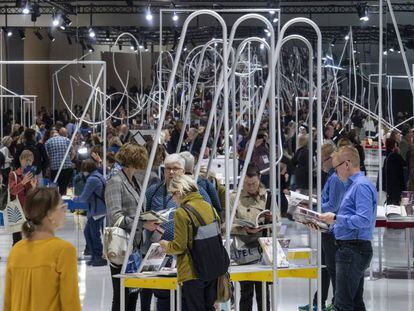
4, 187, 81, 311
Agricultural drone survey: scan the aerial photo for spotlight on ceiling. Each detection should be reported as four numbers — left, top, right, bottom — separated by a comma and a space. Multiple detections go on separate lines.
62, 15, 72, 26
34, 29, 43, 40
80, 40, 86, 50
145, 5, 153, 21
88, 28, 95, 38
18, 29, 25, 40
330, 38, 337, 47
87, 44, 95, 52
52, 14, 60, 26
357, 2, 369, 22
67, 35, 72, 45
47, 32, 55, 42
105, 30, 110, 41
23, 1, 30, 14
3, 28, 12, 37
272, 17, 278, 24
345, 34, 350, 41
269, 10, 275, 15
172, 12, 179, 21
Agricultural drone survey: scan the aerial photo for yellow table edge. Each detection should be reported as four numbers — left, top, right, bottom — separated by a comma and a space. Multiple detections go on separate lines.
123, 267, 318, 289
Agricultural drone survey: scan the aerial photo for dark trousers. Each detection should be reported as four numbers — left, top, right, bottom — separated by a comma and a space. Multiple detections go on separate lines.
51, 168, 73, 195
312, 233, 338, 306
334, 241, 373, 311
110, 264, 138, 311
140, 289, 153, 311
240, 281, 270, 311
84, 216, 104, 260
154, 290, 171, 311
182, 279, 217, 311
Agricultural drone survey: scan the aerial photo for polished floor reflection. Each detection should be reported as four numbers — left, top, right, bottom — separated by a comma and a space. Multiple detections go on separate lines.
0, 213, 413, 310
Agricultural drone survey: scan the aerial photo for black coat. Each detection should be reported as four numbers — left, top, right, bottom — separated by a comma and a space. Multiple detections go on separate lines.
292, 147, 309, 190
382, 152, 406, 204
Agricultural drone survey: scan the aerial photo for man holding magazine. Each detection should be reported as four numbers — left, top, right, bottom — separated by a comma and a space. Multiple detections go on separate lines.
320, 146, 377, 311
229, 164, 273, 311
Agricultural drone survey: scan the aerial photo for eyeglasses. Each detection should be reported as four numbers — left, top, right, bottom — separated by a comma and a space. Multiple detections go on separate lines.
333, 160, 348, 171
165, 167, 183, 173
323, 156, 331, 163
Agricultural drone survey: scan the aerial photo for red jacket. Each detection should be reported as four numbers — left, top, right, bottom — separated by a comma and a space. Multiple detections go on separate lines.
8, 168, 34, 206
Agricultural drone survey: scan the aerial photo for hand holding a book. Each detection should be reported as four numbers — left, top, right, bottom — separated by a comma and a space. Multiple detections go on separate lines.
143, 220, 161, 232
159, 240, 169, 250
319, 212, 336, 224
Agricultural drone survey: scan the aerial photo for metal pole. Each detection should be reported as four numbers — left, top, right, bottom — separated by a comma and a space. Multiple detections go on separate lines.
53, 66, 105, 184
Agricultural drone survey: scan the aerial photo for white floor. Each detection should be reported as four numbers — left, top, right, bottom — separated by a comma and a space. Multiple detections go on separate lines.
1, 213, 414, 310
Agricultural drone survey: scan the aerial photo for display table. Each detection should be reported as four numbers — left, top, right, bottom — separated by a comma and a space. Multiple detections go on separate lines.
116, 248, 317, 311
62, 195, 88, 211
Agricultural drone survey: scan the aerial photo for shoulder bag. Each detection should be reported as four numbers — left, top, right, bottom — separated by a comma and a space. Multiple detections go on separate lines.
4, 172, 26, 233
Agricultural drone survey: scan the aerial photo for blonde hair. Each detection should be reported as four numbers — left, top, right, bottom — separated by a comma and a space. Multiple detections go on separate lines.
337, 137, 352, 147
321, 143, 335, 159
168, 174, 198, 197
20, 150, 34, 162
116, 143, 148, 169
109, 136, 123, 147
334, 145, 360, 168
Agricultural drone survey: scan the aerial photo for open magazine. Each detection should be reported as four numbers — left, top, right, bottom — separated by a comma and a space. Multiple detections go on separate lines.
292, 206, 330, 233
258, 237, 290, 268
234, 210, 272, 229
140, 210, 169, 223
137, 243, 167, 273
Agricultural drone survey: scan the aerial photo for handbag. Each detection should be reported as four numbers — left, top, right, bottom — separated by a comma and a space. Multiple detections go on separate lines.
4, 172, 26, 233
103, 216, 130, 265
230, 235, 262, 265
216, 272, 233, 303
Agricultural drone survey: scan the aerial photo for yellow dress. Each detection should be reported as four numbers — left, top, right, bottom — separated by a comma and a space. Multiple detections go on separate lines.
4, 237, 81, 311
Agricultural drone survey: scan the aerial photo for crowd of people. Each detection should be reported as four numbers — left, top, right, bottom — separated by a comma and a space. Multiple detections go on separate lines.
1, 103, 408, 311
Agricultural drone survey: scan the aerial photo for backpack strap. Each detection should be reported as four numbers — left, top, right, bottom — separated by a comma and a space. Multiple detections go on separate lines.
182, 204, 206, 227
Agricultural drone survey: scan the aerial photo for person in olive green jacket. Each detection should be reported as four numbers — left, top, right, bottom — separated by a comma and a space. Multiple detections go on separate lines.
159, 174, 218, 310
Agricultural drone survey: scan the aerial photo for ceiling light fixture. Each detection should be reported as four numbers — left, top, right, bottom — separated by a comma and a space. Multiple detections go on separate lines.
48, 32, 55, 42
146, 5, 153, 21
172, 12, 179, 21
34, 29, 43, 40
23, 1, 30, 14
357, 2, 369, 22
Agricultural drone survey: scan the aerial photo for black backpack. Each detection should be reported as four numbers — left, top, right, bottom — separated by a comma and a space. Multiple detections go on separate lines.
182, 204, 230, 281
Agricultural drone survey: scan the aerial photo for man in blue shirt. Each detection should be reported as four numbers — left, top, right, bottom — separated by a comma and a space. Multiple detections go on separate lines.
320, 146, 377, 311
299, 144, 347, 311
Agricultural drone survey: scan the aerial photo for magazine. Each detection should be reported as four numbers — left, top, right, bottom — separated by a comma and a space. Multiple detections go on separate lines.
258, 237, 289, 268
140, 210, 169, 223
234, 210, 272, 229
292, 206, 330, 233
137, 243, 167, 273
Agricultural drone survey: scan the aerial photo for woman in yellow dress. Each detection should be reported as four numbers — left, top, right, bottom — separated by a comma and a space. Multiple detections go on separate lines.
4, 187, 81, 311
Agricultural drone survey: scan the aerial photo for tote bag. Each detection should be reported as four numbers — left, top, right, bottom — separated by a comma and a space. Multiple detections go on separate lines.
4, 172, 26, 233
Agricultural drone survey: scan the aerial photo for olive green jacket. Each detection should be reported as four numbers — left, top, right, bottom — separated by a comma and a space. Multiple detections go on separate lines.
165, 191, 218, 284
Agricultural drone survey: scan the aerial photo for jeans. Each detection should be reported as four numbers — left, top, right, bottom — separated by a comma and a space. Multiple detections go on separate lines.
240, 281, 270, 311
334, 241, 373, 311
109, 264, 138, 311
51, 168, 73, 195
182, 279, 217, 311
84, 216, 104, 260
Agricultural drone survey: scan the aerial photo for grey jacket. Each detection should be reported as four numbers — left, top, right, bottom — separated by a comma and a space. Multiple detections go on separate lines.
105, 169, 145, 247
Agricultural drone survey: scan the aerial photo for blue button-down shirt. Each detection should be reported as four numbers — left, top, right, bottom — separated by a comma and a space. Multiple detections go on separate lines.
322, 170, 347, 214
45, 136, 73, 170
333, 171, 377, 241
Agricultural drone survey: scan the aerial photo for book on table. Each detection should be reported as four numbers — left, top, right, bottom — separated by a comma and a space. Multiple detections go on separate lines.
234, 210, 272, 229
258, 237, 290, 268
377, 205, 409, 220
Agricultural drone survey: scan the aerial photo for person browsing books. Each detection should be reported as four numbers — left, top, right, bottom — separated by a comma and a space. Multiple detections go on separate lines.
299, 144, 347, 311
159, 174, 223, 310
229, 164, 272, 311
319, 146, 377, 311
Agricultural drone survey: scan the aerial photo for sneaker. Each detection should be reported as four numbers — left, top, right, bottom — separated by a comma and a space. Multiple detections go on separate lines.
298, 304, 327, 311
83, 249, 91, 256
91, 258, 107, 267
